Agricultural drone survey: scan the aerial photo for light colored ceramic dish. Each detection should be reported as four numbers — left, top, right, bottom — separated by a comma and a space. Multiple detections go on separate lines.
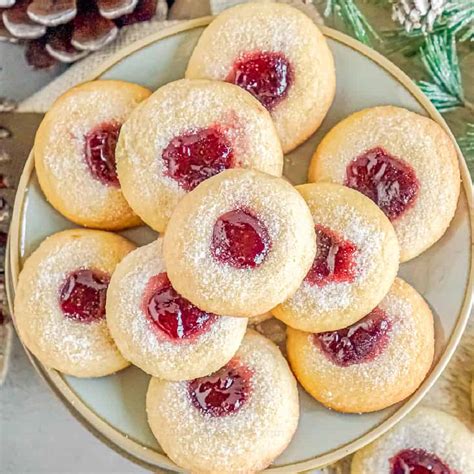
7, 18, 473, 473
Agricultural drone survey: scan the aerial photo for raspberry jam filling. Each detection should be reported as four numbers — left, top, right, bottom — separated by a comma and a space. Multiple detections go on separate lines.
390, 448, 456, 474
142, 273, 216, 341
345, 147, 420, 221
226, 51, 293, 111
162, 125, 234, 191
314, 307, 391, 366
84, 122, 121, 187
211, 208, 271, 269
59, 269, 110, 323
305, 225, 357, 287
188, 359, 253, 417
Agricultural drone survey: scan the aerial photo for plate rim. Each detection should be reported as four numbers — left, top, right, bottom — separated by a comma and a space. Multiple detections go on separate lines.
8, 18, 474, 473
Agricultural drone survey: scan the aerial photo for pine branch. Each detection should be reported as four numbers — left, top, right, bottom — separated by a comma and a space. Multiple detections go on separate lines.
458, 123, 474, 174
324, 0, 380, 45
382, 28, 427, 55
417, 82, 463, 112
416, 31, 471, 113
443, 0, 474, 42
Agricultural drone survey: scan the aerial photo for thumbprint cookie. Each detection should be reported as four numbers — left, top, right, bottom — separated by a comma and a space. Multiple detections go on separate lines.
309, 106, 460, 262
287, 278, 434, 413
116, 79, 283, 232
352, 407, 474, 473
163, 169, 316, 317
273, 183, 399, 333
106, 239, 248, 381
14, 229, 135, 377
146, 330, 299, 473
185, 2, 336, 153
34, 80, 151, 230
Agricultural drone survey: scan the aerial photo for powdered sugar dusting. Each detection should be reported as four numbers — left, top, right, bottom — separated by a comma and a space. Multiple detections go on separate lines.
116, 79, 282, 231
352, 407, 474, 473
146, 330, 299, 472
189, 6, 307, 80
164, 169, 315, 316
36, 81, 149, 226
14, 230, 133, 376
292, 203, 384, 313
185, 2, 335, 151
312, 106, 460, 261
106, 239, 248, 380
307, 288, 416, 394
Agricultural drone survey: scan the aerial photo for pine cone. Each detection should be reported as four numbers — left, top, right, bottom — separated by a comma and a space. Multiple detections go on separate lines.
0, 0, 169, 68
392, 0, 446, 33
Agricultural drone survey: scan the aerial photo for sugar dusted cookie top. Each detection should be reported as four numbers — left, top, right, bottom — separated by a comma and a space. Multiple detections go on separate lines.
186, 2, 336, 152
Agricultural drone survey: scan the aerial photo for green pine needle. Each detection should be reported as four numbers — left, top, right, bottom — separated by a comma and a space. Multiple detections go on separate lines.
417, 32, 466, 113
458, 123, 474, 174
443, 0, 474, 42
458, 123, 474, 153
324, 0, 380, 45
382, 28, 427, 55
417, 82, 463, 112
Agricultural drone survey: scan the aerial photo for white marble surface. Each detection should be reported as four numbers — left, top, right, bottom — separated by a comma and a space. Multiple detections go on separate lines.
0, 334, 147, 474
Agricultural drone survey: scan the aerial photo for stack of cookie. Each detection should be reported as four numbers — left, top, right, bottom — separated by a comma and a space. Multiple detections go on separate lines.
14, 3, 465, 473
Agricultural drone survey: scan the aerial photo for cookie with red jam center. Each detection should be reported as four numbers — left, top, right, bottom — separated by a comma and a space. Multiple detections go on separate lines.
352, 407, 474, 474
34, 80, 151, 230
14, 229, 135, 377
287, 278, 434, 413
273, 183, 399, 333
163, 169, 316, 317
185, 2, 335, 153
106, 239, 247, 381
116, 79, 283, 233
309, 106, 460, 262
146, 330, 299, 473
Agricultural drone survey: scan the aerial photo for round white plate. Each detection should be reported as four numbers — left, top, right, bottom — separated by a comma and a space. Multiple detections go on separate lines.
8, 19, 473, 472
